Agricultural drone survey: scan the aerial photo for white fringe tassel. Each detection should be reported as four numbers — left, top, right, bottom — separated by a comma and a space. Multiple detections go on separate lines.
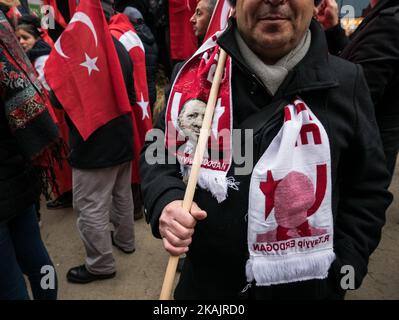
246, 250, 336, 286
198, 172, 228, 203
182, 166, 234, 203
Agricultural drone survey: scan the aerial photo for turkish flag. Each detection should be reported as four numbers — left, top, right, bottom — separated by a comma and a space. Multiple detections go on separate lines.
109, 13, 153, 183
41, 28, 55, 47
69, 0, 77, 19
6, 6, 21, 19
169, 0, 198, 60
51, 108, 72, 197
44, 0, 132, 141
204, 0, 231, 42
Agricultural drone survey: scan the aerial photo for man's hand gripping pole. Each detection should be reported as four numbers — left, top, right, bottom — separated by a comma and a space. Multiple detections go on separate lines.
159, 48, 228, 300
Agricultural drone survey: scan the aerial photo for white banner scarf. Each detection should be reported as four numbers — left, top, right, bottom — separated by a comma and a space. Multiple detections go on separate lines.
165, 35, 335, 285
246, 100, 335, 286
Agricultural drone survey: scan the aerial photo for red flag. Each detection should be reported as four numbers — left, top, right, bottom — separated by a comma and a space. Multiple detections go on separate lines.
43, 0, 68, 28
69, 0, 77, 19
41, 28, 55, 47
6, 6, 22, 19
109, 13, 153, 183
204, 0, 231, 42
51, 108, 72, 197
6, 5, 22, 27
169, 0, 198, 60
44, 0, 132, 140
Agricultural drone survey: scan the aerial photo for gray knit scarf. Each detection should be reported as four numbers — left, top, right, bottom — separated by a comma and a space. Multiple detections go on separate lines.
235, 29, 311, 96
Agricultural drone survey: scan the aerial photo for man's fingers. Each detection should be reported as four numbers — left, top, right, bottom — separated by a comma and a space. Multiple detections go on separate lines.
162, 237, 189, 257
163, 203, 196, 227
170, 220, 195, 240
164, 228, 192, 247
159, 200, 206, 257
177, 210, 197, 228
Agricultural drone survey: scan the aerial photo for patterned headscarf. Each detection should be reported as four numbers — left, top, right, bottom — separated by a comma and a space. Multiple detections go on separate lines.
1, 9, 59, 161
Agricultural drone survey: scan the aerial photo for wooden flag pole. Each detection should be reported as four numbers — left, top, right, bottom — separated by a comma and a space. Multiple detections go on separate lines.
159, 48, 228, 300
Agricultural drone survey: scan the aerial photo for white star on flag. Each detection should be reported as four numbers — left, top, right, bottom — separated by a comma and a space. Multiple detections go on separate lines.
137, 93, 150, 120
80, 53, 99, 76
212, 98, 225, 138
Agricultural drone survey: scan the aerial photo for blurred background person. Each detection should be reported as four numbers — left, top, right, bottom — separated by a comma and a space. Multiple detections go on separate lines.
15, 15, 51, 89
190, 0, 217, 43
124, 6, 159, 110
316, 0, 399, 181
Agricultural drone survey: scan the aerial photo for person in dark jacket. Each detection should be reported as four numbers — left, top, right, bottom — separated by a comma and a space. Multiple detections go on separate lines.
116, 0, 151, 25
316, 0, 399, 179
140, 0, 393, 300
63, 0, 137, 284
124, 6, 159, 108
0, 4, 58, 299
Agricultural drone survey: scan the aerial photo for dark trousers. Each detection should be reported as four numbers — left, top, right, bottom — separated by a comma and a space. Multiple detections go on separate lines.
0, 205, 57, 300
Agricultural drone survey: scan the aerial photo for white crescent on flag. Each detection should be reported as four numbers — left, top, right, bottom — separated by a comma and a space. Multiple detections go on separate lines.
118, 31, 145, 54
219, 0, 231, 31
55, 12, 99, 59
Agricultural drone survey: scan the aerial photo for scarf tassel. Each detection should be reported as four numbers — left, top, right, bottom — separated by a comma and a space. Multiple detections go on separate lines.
182, 166, 230, 203
246, 250, 336, 286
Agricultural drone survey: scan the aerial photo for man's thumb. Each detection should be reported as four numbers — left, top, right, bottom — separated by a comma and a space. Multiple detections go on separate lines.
190, 203, 207, 220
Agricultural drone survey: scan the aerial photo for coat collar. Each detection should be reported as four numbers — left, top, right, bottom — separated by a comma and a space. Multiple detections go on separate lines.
218, 18, 339, 99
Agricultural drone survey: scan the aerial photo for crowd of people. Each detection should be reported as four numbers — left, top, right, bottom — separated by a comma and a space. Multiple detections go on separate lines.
0, 0, 398, 300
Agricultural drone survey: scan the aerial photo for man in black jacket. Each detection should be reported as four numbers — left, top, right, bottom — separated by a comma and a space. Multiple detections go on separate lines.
64, 0, 137, 284
140, 0, 392, 299
317, 0, 399, 178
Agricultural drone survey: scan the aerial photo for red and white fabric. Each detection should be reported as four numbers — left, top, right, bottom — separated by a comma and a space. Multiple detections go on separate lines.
204, 0, 231, 42
109, 13, 153, 183
165, 33, 233, 203
246, 100, 335, 286
169, 0, 198, 60
44, 0, 132, 141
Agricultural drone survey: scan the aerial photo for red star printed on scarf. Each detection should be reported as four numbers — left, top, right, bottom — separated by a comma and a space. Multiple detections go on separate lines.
260, 171, 282, 220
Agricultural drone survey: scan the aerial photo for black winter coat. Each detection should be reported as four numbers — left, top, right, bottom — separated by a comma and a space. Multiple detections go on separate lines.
53, 38, 136, 169
326, 0, 399, 128
135, 21, 158, 107
140, 19, 393, 299
0, 105, 40, 223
